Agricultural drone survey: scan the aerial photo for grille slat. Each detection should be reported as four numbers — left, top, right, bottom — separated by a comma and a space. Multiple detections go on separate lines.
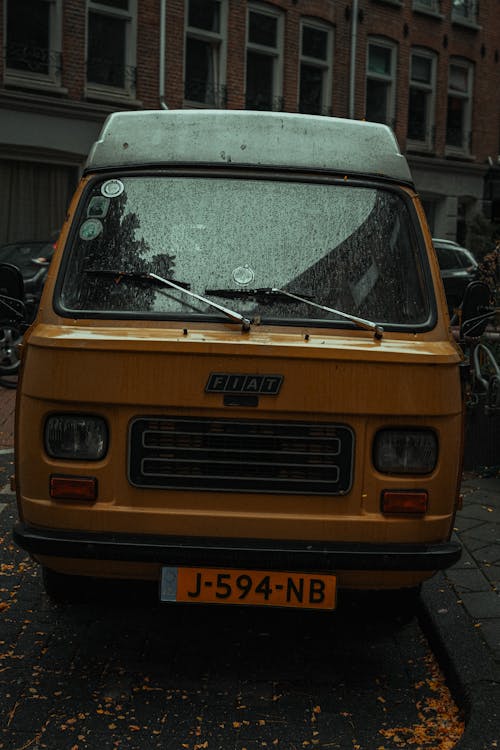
129, 417, 354, 495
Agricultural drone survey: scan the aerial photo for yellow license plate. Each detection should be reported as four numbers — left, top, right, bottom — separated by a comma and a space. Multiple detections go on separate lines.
160, 566, 337, 610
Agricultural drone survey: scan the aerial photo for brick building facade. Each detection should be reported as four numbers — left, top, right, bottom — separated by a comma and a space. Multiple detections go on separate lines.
1, 0, 499, 245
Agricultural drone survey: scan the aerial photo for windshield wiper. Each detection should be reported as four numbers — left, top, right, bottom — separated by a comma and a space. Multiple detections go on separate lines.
85, 268, 192, 288
206, 286, 383, 340
84, 269, 252, 331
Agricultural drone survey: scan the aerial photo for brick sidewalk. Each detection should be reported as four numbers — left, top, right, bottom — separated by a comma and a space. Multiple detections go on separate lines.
0, 387, 15, 448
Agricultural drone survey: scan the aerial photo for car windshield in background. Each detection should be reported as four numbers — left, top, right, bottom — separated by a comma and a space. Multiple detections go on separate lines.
59, 176, 430, 327
434, 243, 476, 271
0, 241, 54, 280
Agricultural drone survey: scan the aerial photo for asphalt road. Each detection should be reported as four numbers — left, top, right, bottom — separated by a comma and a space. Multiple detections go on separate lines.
0, 468, 463, 750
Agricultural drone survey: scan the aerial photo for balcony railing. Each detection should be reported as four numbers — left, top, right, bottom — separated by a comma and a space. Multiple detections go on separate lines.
245, 93, 285, 112
87, 59, 137, 90
412, 0, 442, 13
6, 42, 62, 77
184, 79, 228, 108
299, 99, 333, 117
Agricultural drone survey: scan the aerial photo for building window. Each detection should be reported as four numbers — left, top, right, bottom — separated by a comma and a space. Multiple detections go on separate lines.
452, 0, 478, 25
407, 50, 436, 150
412, 0, 441, 15
298, 20, 333, 116
245, 4, 284, 111
184, 0, 227, 107
446, 59, 473, 154
86, 0, 137, 96
5, 0, 62, 86
365, 40, 397, 126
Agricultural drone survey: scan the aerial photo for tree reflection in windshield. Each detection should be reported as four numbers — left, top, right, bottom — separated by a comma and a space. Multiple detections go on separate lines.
62, 189, 177, 313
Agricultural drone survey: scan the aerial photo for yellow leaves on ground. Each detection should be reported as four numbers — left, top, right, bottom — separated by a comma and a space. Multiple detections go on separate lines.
379, 652, 464, 749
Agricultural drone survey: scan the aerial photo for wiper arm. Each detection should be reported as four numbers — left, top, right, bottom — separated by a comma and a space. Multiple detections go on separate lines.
206, 286, 383, 339
273, 288, 383, 339
85, 269, 251, 331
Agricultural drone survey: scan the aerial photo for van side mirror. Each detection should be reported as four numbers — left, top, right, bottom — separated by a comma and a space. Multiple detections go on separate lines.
459, 281, 493, 339
0, 263, 26, 322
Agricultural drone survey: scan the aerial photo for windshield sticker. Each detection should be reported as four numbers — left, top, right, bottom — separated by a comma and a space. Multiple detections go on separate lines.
79, 218, 103, 241
87, 196, 110, 218
101, 179, 124, 198
232, 265, 255, 286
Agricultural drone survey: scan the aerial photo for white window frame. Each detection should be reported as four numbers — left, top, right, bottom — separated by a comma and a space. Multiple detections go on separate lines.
245, 2, 284, 112
4, 0, 63, 90
451, 0, 478, 26
365, 38, 397, 127
407, 48, 437, 151
183, 0, 228, 108
445, 58, 474, 156
298, 18, 333, 116
86, 0, 137, 100
412, 0, 442, 16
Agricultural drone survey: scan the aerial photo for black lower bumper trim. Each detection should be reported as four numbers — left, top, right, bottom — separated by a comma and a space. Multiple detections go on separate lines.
13, 523, 461, 572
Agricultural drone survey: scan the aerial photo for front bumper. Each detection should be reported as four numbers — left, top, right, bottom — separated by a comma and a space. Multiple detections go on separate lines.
14, 523, 461, 572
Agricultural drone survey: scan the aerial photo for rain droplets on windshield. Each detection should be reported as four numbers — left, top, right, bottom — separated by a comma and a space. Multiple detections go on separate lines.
60, 176, 430, 326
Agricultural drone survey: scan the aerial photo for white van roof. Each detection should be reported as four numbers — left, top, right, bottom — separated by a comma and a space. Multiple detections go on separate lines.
86, 109, 413, 184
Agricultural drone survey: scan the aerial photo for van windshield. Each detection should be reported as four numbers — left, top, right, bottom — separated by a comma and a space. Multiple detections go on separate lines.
59, 176, 430, 327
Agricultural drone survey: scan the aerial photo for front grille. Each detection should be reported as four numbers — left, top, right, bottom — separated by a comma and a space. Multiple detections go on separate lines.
129, 417, 354, 495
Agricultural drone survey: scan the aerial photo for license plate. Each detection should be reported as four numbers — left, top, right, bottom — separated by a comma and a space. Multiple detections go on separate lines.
160, 566, 337, 610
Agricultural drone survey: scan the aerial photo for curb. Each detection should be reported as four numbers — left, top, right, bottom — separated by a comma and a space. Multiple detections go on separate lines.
418, 571, 500, 750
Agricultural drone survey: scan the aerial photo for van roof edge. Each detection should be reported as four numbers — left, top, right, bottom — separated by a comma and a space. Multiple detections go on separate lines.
86, 110, 413, 184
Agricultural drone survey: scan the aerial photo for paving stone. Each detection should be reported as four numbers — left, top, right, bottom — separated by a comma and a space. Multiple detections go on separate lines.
445, 568, 492, 593
470, 477, 500, 493
478, 620, 500, 659
482, 565, 500, 589
458, 502, 500, 522
455, 505, 500, 528
448, 542, 477, 569
459, 524, 500, 543
459, 591, 500, 619
457, 533, 492, 552
453, 515, 486, 533
474, 545, 500, 564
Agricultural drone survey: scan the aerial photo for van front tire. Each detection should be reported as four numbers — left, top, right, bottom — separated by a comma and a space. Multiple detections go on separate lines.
41, 566, 92, 604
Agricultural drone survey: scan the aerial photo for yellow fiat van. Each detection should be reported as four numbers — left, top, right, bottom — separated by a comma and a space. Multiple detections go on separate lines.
6, 110, 466, 609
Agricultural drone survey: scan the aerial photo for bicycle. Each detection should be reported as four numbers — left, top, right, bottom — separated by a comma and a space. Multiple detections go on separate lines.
454, 281, 500, 416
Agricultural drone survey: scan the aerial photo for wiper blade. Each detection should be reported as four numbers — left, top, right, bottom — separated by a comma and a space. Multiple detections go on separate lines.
85, 269, 251, 331
206, 286, 383, 339
85, 268, 191, 289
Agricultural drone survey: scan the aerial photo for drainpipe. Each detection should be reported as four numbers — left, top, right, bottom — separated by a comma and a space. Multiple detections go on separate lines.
348, 0, 359, 120
159, 0, 168, 109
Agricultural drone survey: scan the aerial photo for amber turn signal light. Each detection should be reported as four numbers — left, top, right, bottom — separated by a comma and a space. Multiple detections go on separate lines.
381, 490, 428, 514
50, 475, 97, 501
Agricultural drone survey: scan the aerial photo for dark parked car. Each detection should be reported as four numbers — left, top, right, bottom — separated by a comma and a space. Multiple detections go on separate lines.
433, 237, 478, 313
0, 239, 55, 375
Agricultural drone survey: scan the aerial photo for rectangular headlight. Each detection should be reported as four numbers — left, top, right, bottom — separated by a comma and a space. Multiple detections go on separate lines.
45, 415, 108, 460
373, 429, 437, 475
